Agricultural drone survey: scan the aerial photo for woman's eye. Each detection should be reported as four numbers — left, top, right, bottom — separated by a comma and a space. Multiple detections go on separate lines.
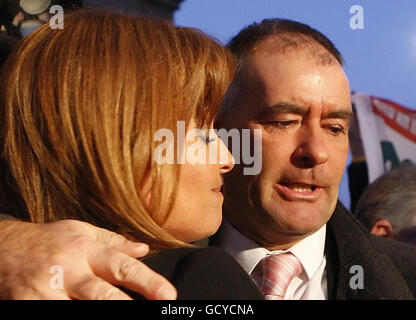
199, 133, 217, 145
207, 136, 217, 144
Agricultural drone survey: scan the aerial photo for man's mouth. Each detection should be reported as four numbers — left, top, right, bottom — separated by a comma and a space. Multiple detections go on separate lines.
279, 182, 317, 192
274, 182, 323, 201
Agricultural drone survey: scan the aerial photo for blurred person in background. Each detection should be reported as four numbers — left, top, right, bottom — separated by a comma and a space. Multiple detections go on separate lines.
356, 164, 416, 246
2, 0, 82, 38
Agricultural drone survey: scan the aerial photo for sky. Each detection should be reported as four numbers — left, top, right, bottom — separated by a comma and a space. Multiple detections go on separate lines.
175, 0, 416, 209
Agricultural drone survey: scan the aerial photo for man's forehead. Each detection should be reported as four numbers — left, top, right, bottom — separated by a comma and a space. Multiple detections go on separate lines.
240, 56, 349, 98
231, 67, 351, 121
221, 36, 350, 125
244, 42, 349, 87
248, 34, 338, 67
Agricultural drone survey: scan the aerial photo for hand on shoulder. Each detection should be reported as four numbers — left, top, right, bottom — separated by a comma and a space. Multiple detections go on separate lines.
0, 219, 177, 300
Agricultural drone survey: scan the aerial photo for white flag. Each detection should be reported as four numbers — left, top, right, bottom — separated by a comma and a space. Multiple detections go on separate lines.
352, 93, 416, 183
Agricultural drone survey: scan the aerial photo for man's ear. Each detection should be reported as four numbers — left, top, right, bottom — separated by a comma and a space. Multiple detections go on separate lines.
370, 219, 395, 238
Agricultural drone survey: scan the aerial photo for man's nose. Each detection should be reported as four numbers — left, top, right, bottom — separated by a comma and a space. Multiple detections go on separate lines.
291, 126, 329, 168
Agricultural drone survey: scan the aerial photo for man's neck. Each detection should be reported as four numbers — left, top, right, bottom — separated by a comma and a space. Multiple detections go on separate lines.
243, 230, 311, 251
226, 218, 312, 251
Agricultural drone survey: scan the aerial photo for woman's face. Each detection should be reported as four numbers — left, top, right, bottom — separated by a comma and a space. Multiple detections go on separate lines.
161, 120, 234, 242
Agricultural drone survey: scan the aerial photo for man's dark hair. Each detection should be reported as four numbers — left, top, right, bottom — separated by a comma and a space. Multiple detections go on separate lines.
227, 18, 344, 66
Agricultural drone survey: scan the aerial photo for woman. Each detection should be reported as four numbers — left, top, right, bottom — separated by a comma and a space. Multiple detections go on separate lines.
0, 9, 263, 299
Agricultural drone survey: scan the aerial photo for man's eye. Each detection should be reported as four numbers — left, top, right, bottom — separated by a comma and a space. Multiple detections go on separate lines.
263, 120, 299, 128
327, 125, 345, 135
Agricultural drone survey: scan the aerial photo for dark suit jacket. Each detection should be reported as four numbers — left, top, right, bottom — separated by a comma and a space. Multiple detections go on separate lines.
325, 201, 416, 299
129, 246, 264, 300
207, 201, 416, 300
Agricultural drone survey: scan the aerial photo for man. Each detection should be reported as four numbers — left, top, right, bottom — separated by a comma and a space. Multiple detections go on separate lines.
355, 164, 416, 245
0, 18, 415, 300
211, 18, 416, 299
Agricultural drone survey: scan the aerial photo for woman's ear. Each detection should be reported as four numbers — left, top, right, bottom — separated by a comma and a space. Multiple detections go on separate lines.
370, 219, 395, 238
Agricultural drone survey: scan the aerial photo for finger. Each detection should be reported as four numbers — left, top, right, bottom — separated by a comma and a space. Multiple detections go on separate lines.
91, 226, 150, 258
115, 241, 149, 259
89, 248, 177, 300
68, 275, 133, 300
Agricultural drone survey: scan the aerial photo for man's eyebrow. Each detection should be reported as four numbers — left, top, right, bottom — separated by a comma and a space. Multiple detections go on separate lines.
254, 102, 306, 120
325, 110, 354, 122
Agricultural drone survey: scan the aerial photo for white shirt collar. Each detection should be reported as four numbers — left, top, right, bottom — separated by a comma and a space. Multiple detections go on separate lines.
215, 219, 326, 280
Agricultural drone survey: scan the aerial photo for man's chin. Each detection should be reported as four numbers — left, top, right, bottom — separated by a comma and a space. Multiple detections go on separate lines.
268, 205, 330, 234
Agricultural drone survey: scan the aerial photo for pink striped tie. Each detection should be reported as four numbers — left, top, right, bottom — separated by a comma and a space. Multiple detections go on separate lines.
259, 252, 303, 300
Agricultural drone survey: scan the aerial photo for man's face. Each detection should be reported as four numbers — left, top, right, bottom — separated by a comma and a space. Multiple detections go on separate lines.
221, 47, 352, 249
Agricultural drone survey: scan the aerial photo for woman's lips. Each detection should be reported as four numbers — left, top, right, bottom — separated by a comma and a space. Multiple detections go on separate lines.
273, 182, 324, 201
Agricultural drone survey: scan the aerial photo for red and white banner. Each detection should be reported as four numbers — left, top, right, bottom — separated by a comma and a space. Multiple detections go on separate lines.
352, 93, 416, 183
